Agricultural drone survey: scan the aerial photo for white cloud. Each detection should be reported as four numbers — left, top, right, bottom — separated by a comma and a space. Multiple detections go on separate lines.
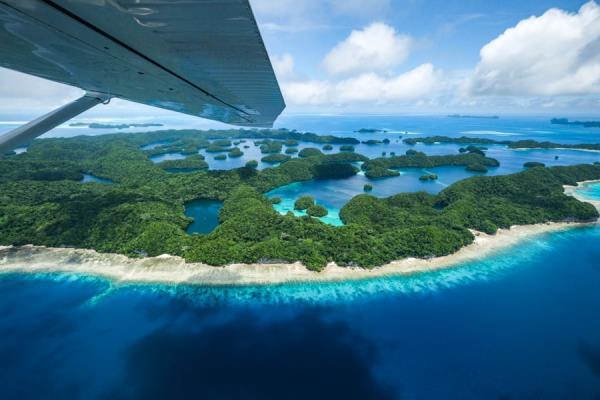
0, 67, 186, 121
335, 64, 438, 103
270, 54, 295, 80
279, 60, 438, 106
322, 22, 412, 76
281, 80, 333, 106
0, 67, 83, 113
469, 1, 600, 96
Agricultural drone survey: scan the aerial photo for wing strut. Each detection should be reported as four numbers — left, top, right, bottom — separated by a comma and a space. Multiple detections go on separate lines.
0, 92, 110, 154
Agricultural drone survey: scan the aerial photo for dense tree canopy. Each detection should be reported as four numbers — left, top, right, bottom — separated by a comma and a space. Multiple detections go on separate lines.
1, 129, 598, 272
294, 196, 315, 210
307, 205, 328, 217
362, 152, 499, 179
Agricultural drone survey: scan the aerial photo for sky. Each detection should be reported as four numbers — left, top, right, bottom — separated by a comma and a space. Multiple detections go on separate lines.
0, 0, 599, 121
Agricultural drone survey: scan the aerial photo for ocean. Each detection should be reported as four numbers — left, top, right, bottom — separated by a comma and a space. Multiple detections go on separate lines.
1, 115, 600, 399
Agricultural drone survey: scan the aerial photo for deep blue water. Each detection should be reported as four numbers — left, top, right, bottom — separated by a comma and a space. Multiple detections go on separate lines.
1, 225, 600, 399
184, 199, 223, 234
274, 114, 600, 145
2, 115, 600, 398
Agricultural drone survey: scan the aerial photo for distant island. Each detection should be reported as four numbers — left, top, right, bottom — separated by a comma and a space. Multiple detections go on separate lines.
403, 135, 600, 151
448, 114, 499, 119
70, 122, 164, 129
550, 118, 600, 128
355, 128, 387, 133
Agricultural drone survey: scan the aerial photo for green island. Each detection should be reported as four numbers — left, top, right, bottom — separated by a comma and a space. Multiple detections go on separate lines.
157, 155, 208, 172
294, 196, 315, 210
70, 122, 164, 129
121, 128, 360, 161
551, 118, 600, 128
307, 204, 328, 217
524, 161, 545, 168
361, 150, 500, 179
258, 140, 283, 154
228, 148, 244, 158
419, 174, 438, 181
1, 130, 599, 272
403, 135, 600, 151
355, 128, 387, 133
206, 144, 231, 153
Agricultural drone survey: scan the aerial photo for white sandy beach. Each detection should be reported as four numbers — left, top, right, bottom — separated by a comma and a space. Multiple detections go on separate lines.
564, 180, 600, 208
1, 181, 598, 286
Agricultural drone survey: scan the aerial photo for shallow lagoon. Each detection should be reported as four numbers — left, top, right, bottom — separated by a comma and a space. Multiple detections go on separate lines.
149, 152, 187, 163
80, 173, 113, 184
265, 142, 599, 225
578, 181, 600, 200
184, 199, 223, 234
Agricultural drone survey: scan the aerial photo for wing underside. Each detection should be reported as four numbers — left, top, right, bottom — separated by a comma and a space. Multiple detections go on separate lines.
0, 0, 285, 127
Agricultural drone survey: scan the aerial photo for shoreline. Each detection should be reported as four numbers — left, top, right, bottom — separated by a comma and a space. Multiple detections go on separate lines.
563, 180, 600, 208
1, 182, 599, 287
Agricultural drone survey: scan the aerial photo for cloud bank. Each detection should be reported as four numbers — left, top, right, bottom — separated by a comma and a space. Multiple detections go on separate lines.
0, 1, 598, 117
323, 22, 411, 76
275, 22, 439, 108
469, 1, 600, 96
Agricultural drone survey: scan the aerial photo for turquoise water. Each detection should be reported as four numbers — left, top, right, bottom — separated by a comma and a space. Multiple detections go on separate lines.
80, 173, 113, 184
149, 152, 186, 163
258, 117, 600, 225
264, 141, 599, 226
267, 167, 473, 225
184, 199, 223, 234
578, 182, 600, 200
2, 116, 600, 398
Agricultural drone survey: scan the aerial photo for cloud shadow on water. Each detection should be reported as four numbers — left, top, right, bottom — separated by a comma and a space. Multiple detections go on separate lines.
577, 340, 600, 379
104, 310, 395, 400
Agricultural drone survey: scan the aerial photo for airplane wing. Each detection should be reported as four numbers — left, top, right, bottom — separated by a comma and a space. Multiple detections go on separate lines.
0, 0, 285, 127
